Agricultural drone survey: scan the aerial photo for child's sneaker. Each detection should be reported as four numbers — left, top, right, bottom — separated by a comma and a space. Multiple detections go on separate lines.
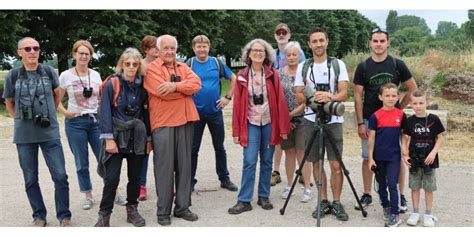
385, 214, 402, 227
406, 212, 420, 226
300, 189, 312, 203
354, 193, 373, 210
400, 194, 408, 213
423, 214, 437, 227
383, 207, 390, 220
281, 187, 294, 199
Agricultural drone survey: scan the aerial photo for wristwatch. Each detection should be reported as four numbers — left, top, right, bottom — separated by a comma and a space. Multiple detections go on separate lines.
224, 95, 232, 100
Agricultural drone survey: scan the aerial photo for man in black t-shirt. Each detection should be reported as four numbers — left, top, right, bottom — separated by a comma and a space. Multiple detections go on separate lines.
353, 28, 417, 212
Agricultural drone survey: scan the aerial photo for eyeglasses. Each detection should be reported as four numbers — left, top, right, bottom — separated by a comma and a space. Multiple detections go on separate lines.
77, 52, 90, 57
372, 28, 388, 34
275, 31, 288, 36
20, 46, 40, 52
251, 49, 265, 54
124, 62, 140, 68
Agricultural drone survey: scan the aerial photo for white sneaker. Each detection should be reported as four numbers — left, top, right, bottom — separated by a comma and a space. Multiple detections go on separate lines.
115, 194, 127, 206
300, 189, 312, 203
281, 187, 294, 199
423, 214, 437, 227
82, 198, 94, 210
406, 212, 420, 226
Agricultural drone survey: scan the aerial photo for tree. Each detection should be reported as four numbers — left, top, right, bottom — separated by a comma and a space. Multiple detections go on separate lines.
468, 9, 474, 40
436, 21, 458, 38
396, 15, 431, 34
386, 10, 398, 33
391, 26, 432, 56
0, 11, 29, 70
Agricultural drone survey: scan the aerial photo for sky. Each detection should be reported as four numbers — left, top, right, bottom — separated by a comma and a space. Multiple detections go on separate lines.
358, 10, 470, 33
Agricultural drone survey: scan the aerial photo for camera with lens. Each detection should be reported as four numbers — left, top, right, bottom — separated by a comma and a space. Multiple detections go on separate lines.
408, 152, 432, 175
125, 105, 140, 116
302, 85, 345, 119
253, 94, 264, 105
34, 113, 51, 127
291, 117, 302, 126
20, 105, 33, 120
83, 87, 93, 98
371, 165, 381, 177
171, 74, 181, 83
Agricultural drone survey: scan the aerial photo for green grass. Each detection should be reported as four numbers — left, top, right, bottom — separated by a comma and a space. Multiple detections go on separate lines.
0, 70, 7, 80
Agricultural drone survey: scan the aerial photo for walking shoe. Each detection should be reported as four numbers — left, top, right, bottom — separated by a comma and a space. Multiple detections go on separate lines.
257, 197, 274, 210
174, 209, 199, 222
300, 189, 312, 203
32, 219, 47, 227
82, 198, 94, 210
94, 211, 111, 227
115, 193, 127, 206
385, 214, 402, 227
59, 218, 71, 227
423, 214, 437, 227
126, 204, 146, 227
281, 187, 295, 199
400, 194, 408, 213
138, 186, 147, 201
220, 180, 239, 192
312, 200, 332, 219
383, 207, 391, 221
228, 201, 252, 215
157, 215, 171, 226
331, 201, 349, 221
406, 212, 420, 226
271, 171, 282, 186
354, 193, 373, 210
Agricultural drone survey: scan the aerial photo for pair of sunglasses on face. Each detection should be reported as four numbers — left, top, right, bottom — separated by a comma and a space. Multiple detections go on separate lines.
20, 46, 40, 52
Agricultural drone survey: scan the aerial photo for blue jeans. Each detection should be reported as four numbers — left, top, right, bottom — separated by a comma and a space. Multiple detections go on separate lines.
191, 110, 230, 186
65, 115, 101, 193
375, 159, 401, 215
139, 154, 149, 186
16, 139, 71, 221
238, 123, 274, 202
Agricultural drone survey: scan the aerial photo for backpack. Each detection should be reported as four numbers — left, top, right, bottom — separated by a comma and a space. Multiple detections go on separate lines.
100, 74, 121, 107
186, 56, 225, 95
9, 64, 55, 86
301, 56, 340, 92
361, 55, 400, 80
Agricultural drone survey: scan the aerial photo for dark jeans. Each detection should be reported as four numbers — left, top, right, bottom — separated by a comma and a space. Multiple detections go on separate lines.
139, 154, 149, 186
98, 152, 144, 213
191, 110, 230, 186
375, 159, 401, 215
16, 139, 71, 221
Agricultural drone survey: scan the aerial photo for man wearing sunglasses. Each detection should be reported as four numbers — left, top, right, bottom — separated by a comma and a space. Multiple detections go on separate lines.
353, 28, 417, 214
2, 37, 72, 227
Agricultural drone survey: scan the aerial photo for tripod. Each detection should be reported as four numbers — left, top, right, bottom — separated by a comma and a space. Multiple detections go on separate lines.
279, 115, 368, 226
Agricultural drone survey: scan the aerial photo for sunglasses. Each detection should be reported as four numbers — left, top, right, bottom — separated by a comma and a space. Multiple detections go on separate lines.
372, 28, 388, 34
275, 31, 288, 36
20, 46, 40, 52
124, 62, 140, 68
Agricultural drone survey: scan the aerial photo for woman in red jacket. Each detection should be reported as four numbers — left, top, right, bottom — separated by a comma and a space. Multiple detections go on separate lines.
228, 38, 290, 215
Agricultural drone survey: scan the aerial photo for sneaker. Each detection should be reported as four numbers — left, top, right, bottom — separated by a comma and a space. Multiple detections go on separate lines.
312, 200, 332, 219
300, 189, 312, 203
138, 186, 147, 201
281, 187, 295, 199
115, 194, 127, 206
271, 171, 281, 186
383, 207, 391, 220
228, 201, 252, 215
220, 180, 239, 192
59, 218, 71, 227
331, 201, 349, 221
354, 193, 373, 210
82, 198, 94, 210
32, 219, 47, 227
385, 214, 402, 227
423, 214, 437, 227
257, 197, 273, 210
400, 194, 408, 213
406, 212, 420, 226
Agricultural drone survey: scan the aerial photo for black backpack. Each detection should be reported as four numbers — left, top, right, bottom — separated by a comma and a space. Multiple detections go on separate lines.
301, 56, 340, 92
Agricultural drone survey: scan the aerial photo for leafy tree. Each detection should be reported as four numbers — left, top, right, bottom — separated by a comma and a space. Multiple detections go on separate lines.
391, 26, 432, 56
386, 10, 398, 33
436, 21, 458, 38
468, 9, 474, 40
396, 15, 431, 34
0, 11, 29, 70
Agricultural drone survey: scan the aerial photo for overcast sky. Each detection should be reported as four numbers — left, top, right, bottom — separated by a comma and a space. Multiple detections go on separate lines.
358, 10, 470, 34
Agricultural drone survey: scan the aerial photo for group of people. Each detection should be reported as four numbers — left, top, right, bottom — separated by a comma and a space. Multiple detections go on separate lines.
2, 22, 444, 228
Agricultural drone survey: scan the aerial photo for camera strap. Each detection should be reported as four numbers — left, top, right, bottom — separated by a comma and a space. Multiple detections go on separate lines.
308, 59, 331, 92
74, 67, 91, 89
250, 66, 264, 97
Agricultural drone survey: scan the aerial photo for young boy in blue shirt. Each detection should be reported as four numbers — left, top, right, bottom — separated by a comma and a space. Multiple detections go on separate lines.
368, 83, 407, 227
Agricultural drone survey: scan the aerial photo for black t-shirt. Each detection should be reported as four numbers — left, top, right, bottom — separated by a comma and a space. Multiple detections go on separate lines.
353, 55, 413, 119
402, 113, 445, 168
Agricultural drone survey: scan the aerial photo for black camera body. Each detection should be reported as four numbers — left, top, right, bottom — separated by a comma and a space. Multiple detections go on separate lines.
371, 165, 381, 177
253, 94, 264, 105
83, 87, 93, 98
171, 74, 181, 83
291, 117, 302, 126
125, 105, 140, 116
408, 152, 432, 175
34, 113, 51, 127
20, 105, 34, 120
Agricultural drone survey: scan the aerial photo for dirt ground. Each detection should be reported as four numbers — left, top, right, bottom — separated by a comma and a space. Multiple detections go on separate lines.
0, 104, 473, 227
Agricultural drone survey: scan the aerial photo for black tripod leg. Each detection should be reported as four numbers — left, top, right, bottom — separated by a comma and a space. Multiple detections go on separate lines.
279, 128, 318, 215
325, 127, 368, 218
316, 125, 325, 227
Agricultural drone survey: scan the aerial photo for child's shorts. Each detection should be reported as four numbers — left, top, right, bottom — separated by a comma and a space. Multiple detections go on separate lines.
409, 168, 437, 192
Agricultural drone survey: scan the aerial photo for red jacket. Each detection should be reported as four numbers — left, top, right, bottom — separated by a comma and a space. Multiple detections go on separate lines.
232, 64, 290, 147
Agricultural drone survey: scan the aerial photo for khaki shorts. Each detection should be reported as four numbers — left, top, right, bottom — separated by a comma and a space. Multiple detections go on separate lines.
281, 123, 306, 150
301, 119, 343, 162
409, 168, 437, 192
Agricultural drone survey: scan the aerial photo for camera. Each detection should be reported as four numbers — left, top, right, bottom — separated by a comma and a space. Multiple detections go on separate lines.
20, 105, 33, 120
171, 74, 181, 83
291, 117, 302, 126
125, 105, 139, 116
302, 85, 345, 117
371, 165, 381, 177
34, 113, 51, 127
408, 152, 432, 175
253, 94, 264, 105
83, 87, 93, 98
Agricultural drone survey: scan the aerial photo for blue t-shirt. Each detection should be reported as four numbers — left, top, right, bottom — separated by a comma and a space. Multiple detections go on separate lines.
369, 107, 407, 161
273, 48, 306, 69
190, 57, 233, 115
